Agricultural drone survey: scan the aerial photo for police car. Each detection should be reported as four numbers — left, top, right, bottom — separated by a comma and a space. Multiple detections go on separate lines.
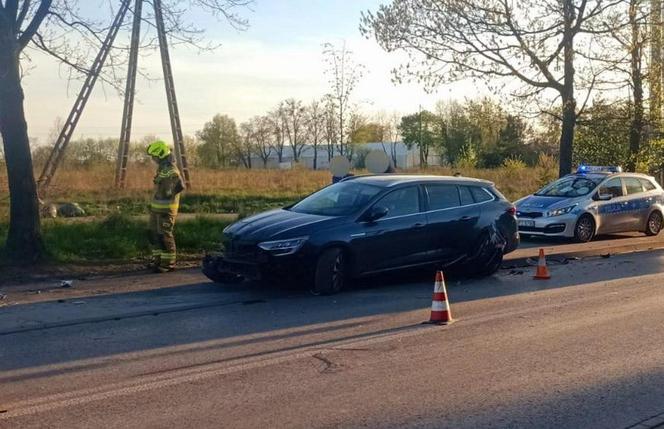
515, 166, 664, 242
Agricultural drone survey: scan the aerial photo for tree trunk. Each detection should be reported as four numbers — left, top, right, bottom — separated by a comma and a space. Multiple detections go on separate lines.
628, 0, 644, 172
651, 0, 662, 129
559, 1, 576, 178
313, 142, 318, 170
0, 43, 44, 262
559, 94, 576, 177
291, 144, 298, 162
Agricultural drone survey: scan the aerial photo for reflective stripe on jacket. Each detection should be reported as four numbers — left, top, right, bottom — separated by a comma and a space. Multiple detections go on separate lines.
150, 161, 183, 215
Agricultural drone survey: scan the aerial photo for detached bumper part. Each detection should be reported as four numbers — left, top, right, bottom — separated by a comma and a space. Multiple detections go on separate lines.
202, 254, 248, 283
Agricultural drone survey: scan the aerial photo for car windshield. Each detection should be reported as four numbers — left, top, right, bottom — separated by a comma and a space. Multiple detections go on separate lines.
290, 181, 383, 216
535, 176, 600, 197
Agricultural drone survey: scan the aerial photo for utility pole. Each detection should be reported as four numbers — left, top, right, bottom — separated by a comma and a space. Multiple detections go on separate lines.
38, 0, 192, 194
418, 104, 423, 167
38, 0, 132, 192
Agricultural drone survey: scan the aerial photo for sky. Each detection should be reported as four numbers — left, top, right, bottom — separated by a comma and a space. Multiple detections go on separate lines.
22, 0, 481, 144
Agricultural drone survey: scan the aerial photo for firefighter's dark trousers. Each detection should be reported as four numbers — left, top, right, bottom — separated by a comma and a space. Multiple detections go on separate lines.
149, 211, 177, 270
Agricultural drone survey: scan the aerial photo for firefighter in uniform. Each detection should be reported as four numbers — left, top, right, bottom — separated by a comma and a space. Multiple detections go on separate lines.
146, 140, 184, 273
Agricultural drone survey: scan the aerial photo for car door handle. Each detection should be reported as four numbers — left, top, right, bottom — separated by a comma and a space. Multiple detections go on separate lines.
412, 223, 426, 229
460, 216, 474, 221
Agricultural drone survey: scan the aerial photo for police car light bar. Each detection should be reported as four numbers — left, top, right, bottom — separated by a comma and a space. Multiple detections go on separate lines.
576, 165, 623, 174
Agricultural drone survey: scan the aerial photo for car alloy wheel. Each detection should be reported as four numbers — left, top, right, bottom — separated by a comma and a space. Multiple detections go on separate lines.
331, 252, 345, 292
575, 215, 595, 243
646, 211, 663, 236
312, 248, 346, 295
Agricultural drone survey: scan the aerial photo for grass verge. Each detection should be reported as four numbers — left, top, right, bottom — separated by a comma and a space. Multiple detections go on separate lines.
0, 213, 230, 264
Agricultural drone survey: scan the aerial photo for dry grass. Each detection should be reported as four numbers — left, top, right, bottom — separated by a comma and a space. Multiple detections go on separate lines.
0, 164, 332, 200
0, 163, 555, 207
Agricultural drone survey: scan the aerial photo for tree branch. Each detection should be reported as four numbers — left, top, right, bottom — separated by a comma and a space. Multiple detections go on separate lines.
17, 0, 51, 51
16, 0, 31, 30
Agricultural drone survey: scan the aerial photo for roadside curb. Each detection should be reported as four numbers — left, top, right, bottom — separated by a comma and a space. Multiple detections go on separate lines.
503, 241, 664, 269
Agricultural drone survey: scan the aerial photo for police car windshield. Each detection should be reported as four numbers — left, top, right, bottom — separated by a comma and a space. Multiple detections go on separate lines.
535, 176, 600, 197
290, 182, 383, 216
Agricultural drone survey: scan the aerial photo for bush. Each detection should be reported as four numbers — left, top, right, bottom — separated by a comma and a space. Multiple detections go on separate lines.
502, 157, 526, 171
535, 154, 558, 187
455, 144, 478, 169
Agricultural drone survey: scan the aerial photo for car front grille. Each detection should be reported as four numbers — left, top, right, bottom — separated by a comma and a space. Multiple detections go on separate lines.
225, 239, 259, 260
517, 211, 543, 219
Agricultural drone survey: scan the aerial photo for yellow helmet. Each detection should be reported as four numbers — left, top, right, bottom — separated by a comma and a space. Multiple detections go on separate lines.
146, 140, 171, 159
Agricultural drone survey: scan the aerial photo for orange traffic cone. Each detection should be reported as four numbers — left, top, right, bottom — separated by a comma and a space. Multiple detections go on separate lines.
534, 248, 551, 280
425, 271, 453, 325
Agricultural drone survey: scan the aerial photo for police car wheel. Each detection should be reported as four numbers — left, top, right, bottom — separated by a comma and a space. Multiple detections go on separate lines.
312, 248, 346, 295
645, 211, 663, 236
574, 215, 595, 243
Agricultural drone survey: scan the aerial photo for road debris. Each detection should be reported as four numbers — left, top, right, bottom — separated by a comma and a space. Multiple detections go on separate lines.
60, 280, 74, 288
312, 352, 342, 374
57, 202, 86, 217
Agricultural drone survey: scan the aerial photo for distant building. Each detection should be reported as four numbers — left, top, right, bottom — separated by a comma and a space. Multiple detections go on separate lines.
251, 142, 440, 170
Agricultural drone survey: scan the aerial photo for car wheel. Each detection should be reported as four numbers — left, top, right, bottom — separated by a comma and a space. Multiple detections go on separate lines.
466, 231, 504, 277
312, 248, 346, 295
574, 215, 595, 243
645, 211, 663, 236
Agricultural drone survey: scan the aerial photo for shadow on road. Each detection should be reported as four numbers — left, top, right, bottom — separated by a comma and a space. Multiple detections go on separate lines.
1, 249, 663, 374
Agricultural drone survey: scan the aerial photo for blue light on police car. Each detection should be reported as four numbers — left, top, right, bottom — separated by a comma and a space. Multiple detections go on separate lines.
576, 165, 622, 174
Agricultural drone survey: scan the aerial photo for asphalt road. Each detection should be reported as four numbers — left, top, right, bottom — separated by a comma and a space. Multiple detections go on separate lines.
3, 248, 664, 428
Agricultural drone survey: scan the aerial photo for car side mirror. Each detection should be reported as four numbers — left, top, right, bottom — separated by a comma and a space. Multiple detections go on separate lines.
365, 206, 389, 222
594, 193, 613, 201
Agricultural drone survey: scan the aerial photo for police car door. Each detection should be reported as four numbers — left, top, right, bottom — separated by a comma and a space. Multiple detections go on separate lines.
595, 177, 630, 234
623, 177, 650, 231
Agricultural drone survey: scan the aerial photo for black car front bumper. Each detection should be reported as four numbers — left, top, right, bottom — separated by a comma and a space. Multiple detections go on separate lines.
202, 249, 315, 283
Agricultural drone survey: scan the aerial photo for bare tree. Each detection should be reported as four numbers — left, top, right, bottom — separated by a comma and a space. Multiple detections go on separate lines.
361, 0, 621, 177
268, 106, 287, 163
253, 116, 273, 168
323, 95, 338, 161
305, 99, 325, 170
0, 0, 250, 261
237, 121, 254, 169
282, 98, 306, 162
322, 41, 364, 158
378, 111, 402, 168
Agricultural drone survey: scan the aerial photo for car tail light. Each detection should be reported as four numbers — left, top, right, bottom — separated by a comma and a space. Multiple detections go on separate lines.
506, 206, 517, 216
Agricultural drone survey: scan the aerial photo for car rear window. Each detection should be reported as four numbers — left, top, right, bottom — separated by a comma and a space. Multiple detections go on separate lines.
459, 186, 474, 206
426, 185, 460, 210
640, 178, 657, 191
599, 178, 624, 198
470, 187, 493, 203
624, 177, 644, 195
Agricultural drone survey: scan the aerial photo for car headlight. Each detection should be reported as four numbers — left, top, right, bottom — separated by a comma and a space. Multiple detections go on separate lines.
547, 205, 577, 217
258, 237, 308, 256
